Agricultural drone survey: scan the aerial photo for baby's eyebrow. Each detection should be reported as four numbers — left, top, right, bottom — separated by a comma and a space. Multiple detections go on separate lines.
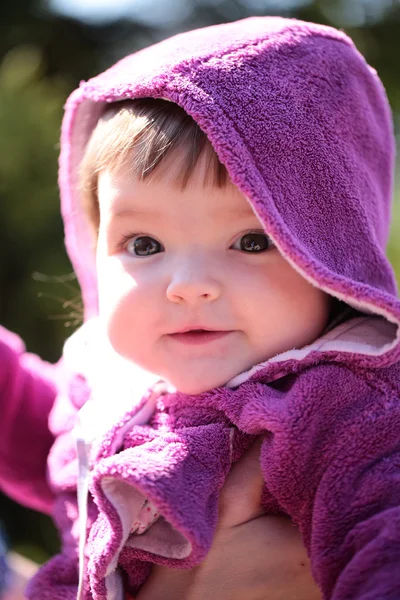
211, 208, 257, 220
226, 208, 256, 216
110, 208, 256, 218
110, 209, 161, 219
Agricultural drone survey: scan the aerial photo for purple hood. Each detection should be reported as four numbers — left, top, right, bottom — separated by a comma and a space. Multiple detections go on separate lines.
60, 16, 399, 368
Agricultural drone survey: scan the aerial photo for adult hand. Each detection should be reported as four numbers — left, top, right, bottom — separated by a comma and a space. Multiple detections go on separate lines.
137, 439, 321, 600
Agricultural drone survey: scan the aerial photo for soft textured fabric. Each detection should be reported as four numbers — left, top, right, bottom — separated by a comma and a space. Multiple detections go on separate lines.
1, 15, 400, 600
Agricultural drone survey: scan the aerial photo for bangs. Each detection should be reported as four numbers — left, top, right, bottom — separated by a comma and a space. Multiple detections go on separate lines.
79, 99, 229, 233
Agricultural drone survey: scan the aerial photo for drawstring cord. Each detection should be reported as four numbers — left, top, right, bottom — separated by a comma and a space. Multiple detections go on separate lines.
73, 389, 165, 599
76, 436, 91, 600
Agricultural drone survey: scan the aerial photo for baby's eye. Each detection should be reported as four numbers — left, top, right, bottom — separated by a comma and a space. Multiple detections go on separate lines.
126, 235, 163, 257
232, 231, 273, 253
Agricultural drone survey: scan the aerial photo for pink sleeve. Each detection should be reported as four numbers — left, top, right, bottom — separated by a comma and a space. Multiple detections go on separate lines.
0, 325, 57, 513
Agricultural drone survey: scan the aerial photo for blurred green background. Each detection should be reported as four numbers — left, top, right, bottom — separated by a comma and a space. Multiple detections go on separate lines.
0, 0, 399, 562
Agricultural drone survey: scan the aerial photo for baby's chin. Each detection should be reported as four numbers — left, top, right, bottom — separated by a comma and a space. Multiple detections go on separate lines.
173, 382, 225, 396
164, 370, 242, 396
157, 355, 265, 395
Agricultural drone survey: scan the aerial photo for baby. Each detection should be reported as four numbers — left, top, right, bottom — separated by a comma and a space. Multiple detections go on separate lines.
3, 15, 400, 600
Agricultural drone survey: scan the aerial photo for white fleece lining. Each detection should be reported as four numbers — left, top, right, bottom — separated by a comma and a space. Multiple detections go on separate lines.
101, 478, 142, 577
101, 477, 192, 577
125, 517, 192, 559
105, 569, 124, 600
226, 316, 397, 388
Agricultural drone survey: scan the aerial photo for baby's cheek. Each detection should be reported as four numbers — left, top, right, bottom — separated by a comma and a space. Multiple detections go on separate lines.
105, 296, 136, 353
104, 288, 157, 367
242, 266, 328, 356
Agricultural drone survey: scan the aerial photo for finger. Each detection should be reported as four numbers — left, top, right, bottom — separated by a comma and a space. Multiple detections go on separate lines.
218, 437, 265, 527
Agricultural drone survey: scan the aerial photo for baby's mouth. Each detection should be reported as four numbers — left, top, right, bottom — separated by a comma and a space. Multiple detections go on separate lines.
168, 329, 233, 345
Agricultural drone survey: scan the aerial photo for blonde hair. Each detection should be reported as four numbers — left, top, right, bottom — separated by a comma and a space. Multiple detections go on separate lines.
79, 98, 229, 235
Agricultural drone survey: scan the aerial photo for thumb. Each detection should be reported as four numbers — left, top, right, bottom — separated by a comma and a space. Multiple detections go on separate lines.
218, 437, 265, 528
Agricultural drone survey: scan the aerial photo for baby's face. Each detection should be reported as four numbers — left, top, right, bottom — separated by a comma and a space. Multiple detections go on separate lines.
96, 153, 329, 394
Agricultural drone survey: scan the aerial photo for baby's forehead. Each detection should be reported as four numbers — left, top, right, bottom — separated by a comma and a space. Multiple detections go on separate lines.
97, 161, 259, 225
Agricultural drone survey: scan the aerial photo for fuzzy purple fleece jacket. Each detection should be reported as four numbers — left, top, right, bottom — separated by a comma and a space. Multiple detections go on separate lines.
1, 15, 400, 600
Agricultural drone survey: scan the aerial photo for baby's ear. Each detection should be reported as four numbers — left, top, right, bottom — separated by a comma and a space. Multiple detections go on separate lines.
218, 438, 264, 527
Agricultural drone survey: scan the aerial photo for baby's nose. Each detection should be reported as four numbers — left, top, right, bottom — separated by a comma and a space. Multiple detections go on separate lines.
166, 268, 222, 304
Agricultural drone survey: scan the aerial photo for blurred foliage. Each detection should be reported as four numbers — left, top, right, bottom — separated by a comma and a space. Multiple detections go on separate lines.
0, 0, 399, 563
